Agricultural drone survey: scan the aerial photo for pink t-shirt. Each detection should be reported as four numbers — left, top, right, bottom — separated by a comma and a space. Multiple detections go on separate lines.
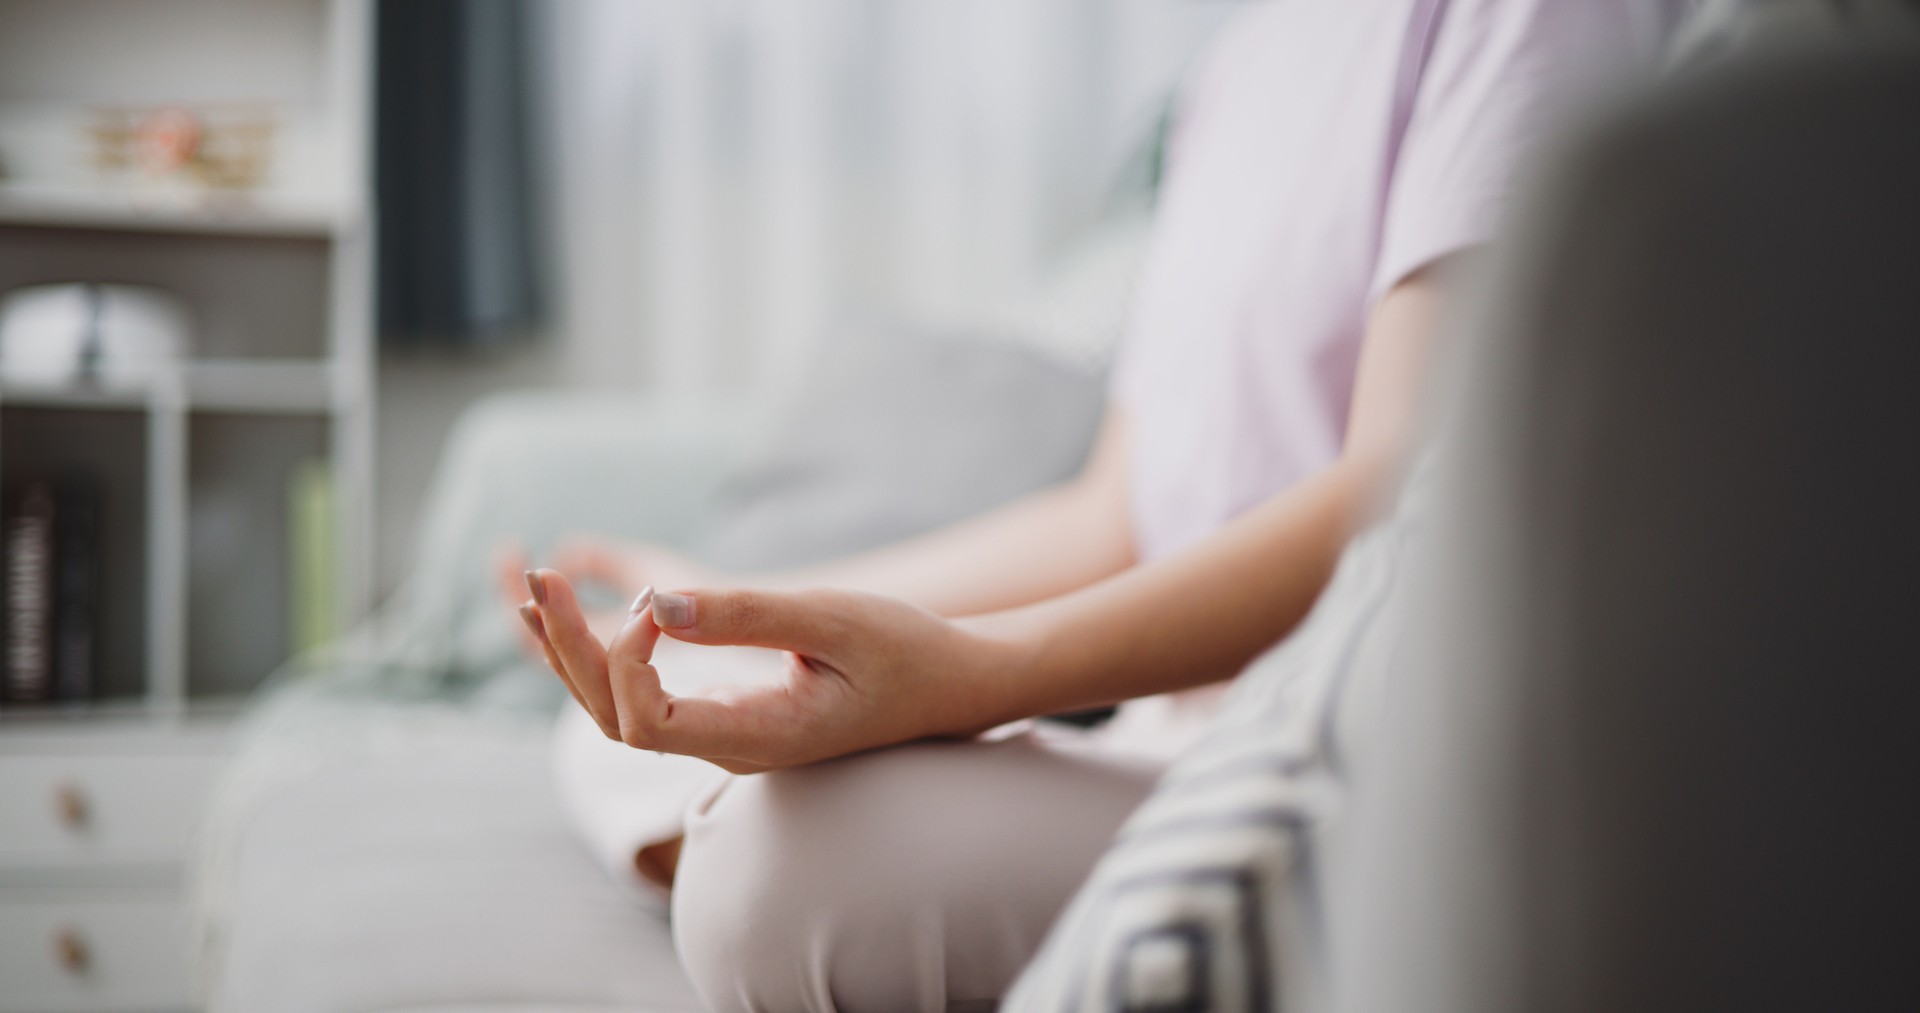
1106, 0, 1675, 754
1115, 0, 1670, 562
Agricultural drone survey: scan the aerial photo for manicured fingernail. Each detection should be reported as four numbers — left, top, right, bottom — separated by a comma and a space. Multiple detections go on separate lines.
629, 585, 655, 616
524, 570, 547, 606
518, 602, 547, 640
651, 591, 694, 628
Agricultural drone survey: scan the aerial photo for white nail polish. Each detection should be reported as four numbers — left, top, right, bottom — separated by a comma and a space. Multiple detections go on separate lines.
629, 585, 656, 616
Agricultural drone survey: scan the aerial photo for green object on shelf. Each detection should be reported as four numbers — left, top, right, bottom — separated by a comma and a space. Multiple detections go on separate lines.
288, 459, 335, 655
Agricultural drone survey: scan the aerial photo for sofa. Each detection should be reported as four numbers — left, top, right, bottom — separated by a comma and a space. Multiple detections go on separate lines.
188, 305, 1119, 1011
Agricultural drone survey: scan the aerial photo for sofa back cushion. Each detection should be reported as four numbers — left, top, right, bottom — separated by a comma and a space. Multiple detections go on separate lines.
695, 319, 1106, 571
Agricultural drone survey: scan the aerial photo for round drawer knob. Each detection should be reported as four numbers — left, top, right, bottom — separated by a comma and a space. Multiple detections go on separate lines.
54, 928, 91, 975
53, 781, 90, 830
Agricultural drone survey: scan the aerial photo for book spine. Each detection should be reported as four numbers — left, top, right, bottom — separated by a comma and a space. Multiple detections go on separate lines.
4, 481, 57, 704
288, 459, 335, 656
53, 478, 101, 702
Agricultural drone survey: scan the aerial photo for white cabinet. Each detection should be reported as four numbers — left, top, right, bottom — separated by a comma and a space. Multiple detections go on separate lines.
0, 713, 233, 1013
0, 892, 194, 1013
0, 0, 375, 714
0, 751, 225, 869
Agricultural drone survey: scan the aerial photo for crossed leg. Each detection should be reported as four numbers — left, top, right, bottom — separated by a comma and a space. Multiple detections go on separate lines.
671, 727, 1164, 1013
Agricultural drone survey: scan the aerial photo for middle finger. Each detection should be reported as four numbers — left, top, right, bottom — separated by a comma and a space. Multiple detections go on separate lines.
528, 569, 622, 737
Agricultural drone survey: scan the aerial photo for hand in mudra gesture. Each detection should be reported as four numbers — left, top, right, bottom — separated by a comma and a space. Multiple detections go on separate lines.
520, 570, 1017, 774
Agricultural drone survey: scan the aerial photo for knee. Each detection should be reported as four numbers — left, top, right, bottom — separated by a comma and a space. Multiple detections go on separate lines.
669, 737, 1154, 1012
670, 769, 852, 1013
670, 758, 949, 1013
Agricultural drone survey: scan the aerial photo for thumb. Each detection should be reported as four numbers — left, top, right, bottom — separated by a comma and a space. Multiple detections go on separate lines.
649, 587, 844, 657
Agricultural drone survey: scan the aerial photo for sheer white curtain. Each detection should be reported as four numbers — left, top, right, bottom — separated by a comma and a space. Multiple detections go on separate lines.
539, 0, 1229, 395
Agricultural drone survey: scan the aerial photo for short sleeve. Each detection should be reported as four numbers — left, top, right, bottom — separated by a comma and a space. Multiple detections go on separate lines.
1370, 0, 1668, 303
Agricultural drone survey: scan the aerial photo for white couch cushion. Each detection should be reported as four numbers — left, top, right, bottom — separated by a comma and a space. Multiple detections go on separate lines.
206, 695, 701, 1013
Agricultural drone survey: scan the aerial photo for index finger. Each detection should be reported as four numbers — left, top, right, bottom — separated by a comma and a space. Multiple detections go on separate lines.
602, 608, 777, 773
603, 664, 797, 773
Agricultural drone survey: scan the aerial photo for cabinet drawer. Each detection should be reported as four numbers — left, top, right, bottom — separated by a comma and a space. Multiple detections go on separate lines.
0, 753, 225, 867
0, 892, 192, 1012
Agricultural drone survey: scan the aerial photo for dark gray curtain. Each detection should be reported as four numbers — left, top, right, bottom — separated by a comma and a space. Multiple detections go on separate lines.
376, 0, 542, 348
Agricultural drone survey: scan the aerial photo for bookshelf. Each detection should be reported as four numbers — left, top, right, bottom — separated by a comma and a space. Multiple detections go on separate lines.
0, 0, 374, 720
0, 2, 372, 1007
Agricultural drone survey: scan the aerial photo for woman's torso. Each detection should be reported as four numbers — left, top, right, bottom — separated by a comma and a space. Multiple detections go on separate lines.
1115, 1, 1421, 564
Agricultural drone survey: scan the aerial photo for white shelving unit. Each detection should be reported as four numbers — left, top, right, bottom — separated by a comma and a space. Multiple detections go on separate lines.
0, 3, 373, 1007
0, 181, 342, 238
0, 0, 375, 718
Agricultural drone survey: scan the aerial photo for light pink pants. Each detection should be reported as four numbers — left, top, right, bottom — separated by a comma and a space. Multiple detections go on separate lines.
670, 727, 1166, 1013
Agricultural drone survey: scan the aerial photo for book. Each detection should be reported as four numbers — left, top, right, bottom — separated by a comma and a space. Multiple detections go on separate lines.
4, 480, 56, 703
53, 477, 101, 701
288, 459, 335, 655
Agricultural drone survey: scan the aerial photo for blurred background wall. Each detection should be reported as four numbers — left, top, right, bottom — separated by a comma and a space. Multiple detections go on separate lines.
374, 0, 1230, 598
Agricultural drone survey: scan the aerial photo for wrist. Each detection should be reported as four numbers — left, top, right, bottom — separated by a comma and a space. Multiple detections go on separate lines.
949, 610, 1055, 732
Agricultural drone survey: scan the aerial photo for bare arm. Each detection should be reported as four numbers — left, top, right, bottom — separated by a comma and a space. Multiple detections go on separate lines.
525, 265, 1451, 771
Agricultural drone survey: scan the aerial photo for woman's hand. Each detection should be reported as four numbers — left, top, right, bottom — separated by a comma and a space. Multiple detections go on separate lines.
496, 537, 723, 656
520, 570, 1025, 773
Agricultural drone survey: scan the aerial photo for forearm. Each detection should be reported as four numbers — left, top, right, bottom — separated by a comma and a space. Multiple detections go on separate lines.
966, 455, 1373, 724
763, 411, 1137, 617
528, 454, 1374, 771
